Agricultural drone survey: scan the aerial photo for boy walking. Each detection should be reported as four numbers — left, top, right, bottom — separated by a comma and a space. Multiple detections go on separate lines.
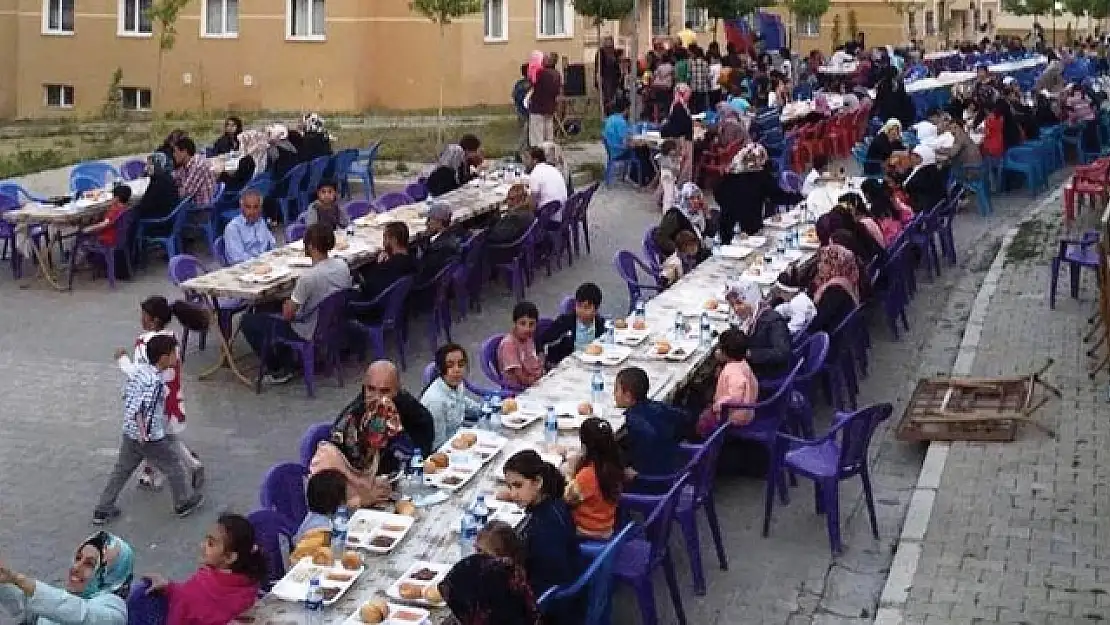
93, 334, 204, 525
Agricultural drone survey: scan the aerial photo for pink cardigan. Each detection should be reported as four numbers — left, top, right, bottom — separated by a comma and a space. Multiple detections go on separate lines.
165, 567, 259, 625
713, 361, 759, 425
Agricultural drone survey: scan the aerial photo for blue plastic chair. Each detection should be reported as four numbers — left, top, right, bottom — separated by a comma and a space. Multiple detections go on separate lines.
347, 141, 381, 199
71, 174, 104, 195
277, 162, 309, 223
331, 148, 360, 198
1001, 146, 1046, 196
126, 579, 168, 625
301, 155, 332, 208
135, 197, 194, 261
69, 161, 120, 191
538, 522, 639, 625
603, 140, 641, 185
285, 223, 306, 243
0, 181, 49, 204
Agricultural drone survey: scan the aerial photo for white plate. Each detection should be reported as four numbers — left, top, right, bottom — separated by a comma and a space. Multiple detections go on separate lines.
575, 344, 632, 366
557, 413, 626, 432
716, 245, 754, 260
345, 509, 415, 555
799, 239, 821, 250
742, 268, 779, 285
763, 215, 800, 229
385, 561, 450, 608
271, 556, 365, 605
646, 339, 700, 361
342, 602, 430, 625
499, 407, 544, 430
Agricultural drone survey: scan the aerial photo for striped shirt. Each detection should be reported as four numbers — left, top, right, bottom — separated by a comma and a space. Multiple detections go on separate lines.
121, 362, 168, 441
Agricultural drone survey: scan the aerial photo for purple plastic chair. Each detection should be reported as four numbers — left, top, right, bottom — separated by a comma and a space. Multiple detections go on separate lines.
615, 474, 692, 625
254, 290, 348, 397
285, 223, 306, 243
258, 462, 308, 531
762, 332, 830, 439
630, 422, 730, 596
559, 295, 575, 315
213, 236, 230, 267
404, 181, 429, 202
825, 306, 867, 410
298, 422, 332, 468
347, 277, 414, 370
720, 359, 805, 537
344, 199, 372, 220
614, 250, 664, 313
166, 254, 213, 355
530, 200, 563, 277
374, 191, 414, 212
642, 226, 665, 273
120, 159, 147, 181
874, 242, 912, 339
453, 229, 487, 316
538, 521, 638, 625
571, 182, 600, 256
247, 508, 295, 589
0, 195, 24, 279
135, 197, 194, 262
126, 579, 167, 625
411, 260, 459, 348
771, 403, 894, 554
488, 221, 539, 300
1049, 231, 1100, 309
543, 198, 577, 271
67, 209, 135, 289
479, 333, 526, 393
421, 361, 512, 398
277, 162, 309, 223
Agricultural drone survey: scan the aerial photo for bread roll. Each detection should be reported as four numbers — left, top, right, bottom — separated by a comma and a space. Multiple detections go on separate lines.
398, 582, 423, 600
613, 318, 628, 329
585, 344, 603, 356
632, 319, 647, 330
359, 603, 386, 624
577, 402, 593, 416
423, 584, 443, 604
427, 452, 449, 469
501, 398, 519, 414
655, 341, 672, 355
341, 550, 361, 570
395, 501, 417, 517
311, 546, 334, 566
704, 298, 719, 310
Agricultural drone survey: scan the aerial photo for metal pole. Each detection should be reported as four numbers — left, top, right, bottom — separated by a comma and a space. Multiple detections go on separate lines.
630, 0, 642, 122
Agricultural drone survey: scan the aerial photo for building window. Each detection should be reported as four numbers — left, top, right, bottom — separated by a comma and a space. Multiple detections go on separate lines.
684, 2, 708, 30
908, 11, 917, 37
204, 0, 239, 36
796, 15, 819, 37
652, 0, 669, 35
925, 10, 935, 35
120, 0, 153, 35
288, 0, 326, 39
537, 0, 571, 38
120, 87, 152, 111
44, 85, 74, 108
484, 0, 507, 41
43, 0, 74, 33
987, 9, 993, 25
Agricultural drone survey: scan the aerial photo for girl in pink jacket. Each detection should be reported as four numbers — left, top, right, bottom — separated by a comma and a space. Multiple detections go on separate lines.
145, 514, 266, 625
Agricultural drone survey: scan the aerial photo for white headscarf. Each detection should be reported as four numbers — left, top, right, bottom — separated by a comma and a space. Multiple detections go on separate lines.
237, 129, 269, 172
676, 182, 706, 235
912, 144, 936, 166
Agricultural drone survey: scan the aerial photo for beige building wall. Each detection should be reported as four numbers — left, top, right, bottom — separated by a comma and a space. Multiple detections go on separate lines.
4, 0, 596, 119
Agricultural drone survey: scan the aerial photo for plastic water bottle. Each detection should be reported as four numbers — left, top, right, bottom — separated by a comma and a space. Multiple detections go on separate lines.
409, 448, 425, 500
331, 505, 349, 548
345, 222, 355, 238
479, 398, 492, 432
591, 364, 605, 409
712, 232, 722, 254
459, 511, 478, 557
673, 311, 685, 340
733, 222, 741, 240
304, 576, 324, 621
544, 406, 558, 445
489, 396, 502, 430
634, 298, 646, 324
699, 312, 711, 348
471, 494, 490, 528
603, 319, 615, 345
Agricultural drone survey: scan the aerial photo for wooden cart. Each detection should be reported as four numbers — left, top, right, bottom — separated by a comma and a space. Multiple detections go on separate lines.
896, 360, 1061, 442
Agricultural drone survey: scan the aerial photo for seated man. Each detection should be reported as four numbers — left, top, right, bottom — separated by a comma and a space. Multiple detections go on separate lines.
523, 146, 568, 212
351, 222, 417, 323
538, 282, 607, 366
613, 367, 684, 479
170, 136, 217, 207
337, 360, 435, 474
416, 203, 460, 285
222, 189, 276, 264
239, 223, 351, 384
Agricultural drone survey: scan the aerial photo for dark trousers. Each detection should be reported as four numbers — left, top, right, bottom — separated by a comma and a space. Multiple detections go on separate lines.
96, 435, 192, 512
240, 312, 302, 372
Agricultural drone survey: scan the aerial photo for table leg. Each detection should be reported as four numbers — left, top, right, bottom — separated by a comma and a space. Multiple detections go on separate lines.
196, 298, 256, 388
17, 224, 69, 291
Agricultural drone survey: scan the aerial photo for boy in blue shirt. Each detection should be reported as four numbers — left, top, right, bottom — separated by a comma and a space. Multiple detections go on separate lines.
538, 282, 607, 366
614, 366, 685, 479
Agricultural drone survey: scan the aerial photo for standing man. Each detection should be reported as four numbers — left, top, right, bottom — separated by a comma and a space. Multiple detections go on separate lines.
222, 188, 276, 264
529, 53, 562, 147
596, 36, 622, 111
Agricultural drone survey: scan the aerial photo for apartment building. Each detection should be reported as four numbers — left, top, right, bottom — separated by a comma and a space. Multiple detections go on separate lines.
0, 0, 613, 119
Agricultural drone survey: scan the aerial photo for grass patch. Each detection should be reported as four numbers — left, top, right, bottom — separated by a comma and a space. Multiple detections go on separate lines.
1006, 218, 1055, 264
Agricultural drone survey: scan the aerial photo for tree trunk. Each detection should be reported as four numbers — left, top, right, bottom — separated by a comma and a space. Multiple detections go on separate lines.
712, 17, 719, 42
598, 21, 606, 121
437, 21, 446, 147
156, 48, 165, 112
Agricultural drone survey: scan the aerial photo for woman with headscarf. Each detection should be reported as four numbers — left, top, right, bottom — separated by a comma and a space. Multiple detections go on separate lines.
714, 143, 804, 240
861, 178, 911, 247
309, 393, 403, 509
486, 183, 536, 247
0, 531, 132, 625
900, 144, 947, 212
264, 124, 300, 222
865, 119, 905, 175
293, 113, 333, 165
217, 129, 268, 193
130, 152, 182, 249
654, 182, 714, 262
724, 278, 792, 378
661, 83, 695, 184
808, 240, 861, 337
714, 101, 749, 147
439, 536, 542, 625
426, 145, 468, 197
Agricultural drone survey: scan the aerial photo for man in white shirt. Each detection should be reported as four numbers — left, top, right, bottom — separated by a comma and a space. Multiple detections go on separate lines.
523, 146, 568, 213
222, 189, 276, 264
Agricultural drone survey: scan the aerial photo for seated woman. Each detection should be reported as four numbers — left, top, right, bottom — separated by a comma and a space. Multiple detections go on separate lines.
131, 152, 181, 244
659, 230, 701, 287
724, 278, 792, 378
860, 179, 909, 247
438, 521, 541, 625
696, 328, 759, 438
815, 196, 884, 265
835, 192, 886, 252
211, 116, 243, 155
217, 129, 268, 194
309, 391, 402, 509
900, 145, 947, 213
808, 239, 861, 337
654, 182, 714, 261
715, 144, 803, 240
426, 135, 483, 197
486, 183, 535, 247
0, 531, 132, 625
145, 514, 265, 625
420, 343, 483, 448
865, 119, 905, 176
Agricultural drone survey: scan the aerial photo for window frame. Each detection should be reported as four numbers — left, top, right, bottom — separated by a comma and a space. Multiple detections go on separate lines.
483, 0, 508, 43
286, 0, 327, 41
118, 0, 154, 37
41, 0, 75, 35
201, 0, 239, 38
44, 84, 75, 109
796, 14, 819, 38
120, 87, 153, 112
908, 11, 918, 38
651, 0, 669, 36
682, 0, 709, 31
925, 9, 935, 36
535, 0, 573, 40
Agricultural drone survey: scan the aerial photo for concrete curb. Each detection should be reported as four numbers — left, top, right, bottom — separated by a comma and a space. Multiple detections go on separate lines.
874, 185, 1064, 625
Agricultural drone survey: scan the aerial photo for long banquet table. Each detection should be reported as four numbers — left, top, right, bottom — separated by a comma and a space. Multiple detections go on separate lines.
238, 189, 843, 624
179, 181, 510, 386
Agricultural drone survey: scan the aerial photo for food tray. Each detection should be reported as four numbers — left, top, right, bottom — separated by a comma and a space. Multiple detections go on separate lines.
499, 401, 545, 430
741, 267, 779, 285
271, 556, 365, 605
428, 429, 506, 491
613, 321, 651, 344
557, 413, 626, 432
716, 245, 755, 260
764, 214, 800, 229
575, 343, 632, 366
646, 339, 700, 361
385, 561, 450, 608
346, 509, 415, 554
342, 602, 430, 625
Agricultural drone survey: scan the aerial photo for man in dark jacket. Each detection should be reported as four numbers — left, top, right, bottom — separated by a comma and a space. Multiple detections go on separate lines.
614, 367, 685, 480
416, 203, 461, 285
538, 282, 607, 366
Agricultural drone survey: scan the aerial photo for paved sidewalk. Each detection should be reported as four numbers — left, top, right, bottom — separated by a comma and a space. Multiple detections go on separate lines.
902, 205, 1110, 624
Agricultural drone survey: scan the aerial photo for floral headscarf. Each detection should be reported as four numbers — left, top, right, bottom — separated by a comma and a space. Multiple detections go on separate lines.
440, 554, 541, 625
812, 243, 860, 305
237, 129, 269, 172
880, 118, 902, 135
265, 123, 289, 143
672, 83, 692, 113
328, 394, 403, 474
75, 531, 134, 599
728, 143, 768, 174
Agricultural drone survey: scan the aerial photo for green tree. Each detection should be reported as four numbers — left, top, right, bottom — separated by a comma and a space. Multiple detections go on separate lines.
784, 0, 831, 46
572, 0, 633, 118
145, 0, 191, 112
410, 0, 483, 145
1001, 0, 1055, 17
689, 0, 774, 41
